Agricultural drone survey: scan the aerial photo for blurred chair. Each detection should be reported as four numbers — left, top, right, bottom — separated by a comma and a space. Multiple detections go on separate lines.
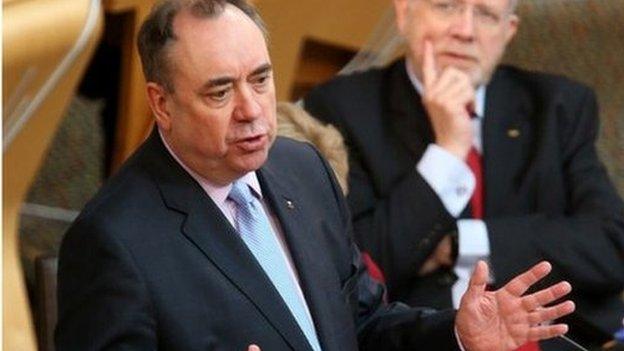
3, 0, 103, 349
277, 102, 350, 194
34, 256, 59, 351
502, 0, 624, 196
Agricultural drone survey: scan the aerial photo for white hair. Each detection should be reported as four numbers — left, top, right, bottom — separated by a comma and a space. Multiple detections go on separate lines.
510, 0, 519, 12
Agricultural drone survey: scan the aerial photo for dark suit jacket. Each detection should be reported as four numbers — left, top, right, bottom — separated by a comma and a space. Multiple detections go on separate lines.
304, 60, 624, 336
56, 130, 459, 351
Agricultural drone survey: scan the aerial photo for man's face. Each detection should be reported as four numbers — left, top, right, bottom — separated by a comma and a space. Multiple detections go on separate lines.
395, 0, 518, 86
149, 5, 276, 185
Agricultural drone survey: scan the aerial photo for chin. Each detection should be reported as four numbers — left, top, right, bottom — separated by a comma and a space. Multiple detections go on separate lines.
237, 150, 270, 173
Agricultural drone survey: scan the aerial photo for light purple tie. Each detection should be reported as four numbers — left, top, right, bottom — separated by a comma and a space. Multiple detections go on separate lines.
228, 181, 321, 351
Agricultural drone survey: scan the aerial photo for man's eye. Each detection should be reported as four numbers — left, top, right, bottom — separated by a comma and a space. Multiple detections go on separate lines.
477, 9, 500, 24
208, 89, 230, 101
251, 73, 271, 92
433, 1, 456, 11
254, 73, 270, 86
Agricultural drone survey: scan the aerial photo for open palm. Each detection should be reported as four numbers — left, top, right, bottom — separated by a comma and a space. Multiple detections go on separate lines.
456, 261, 575, 351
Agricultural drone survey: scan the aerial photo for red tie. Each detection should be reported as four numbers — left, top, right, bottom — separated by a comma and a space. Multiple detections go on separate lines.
466, 147, 540, 351
361, 252, 385, 283
466, 147, 484, 219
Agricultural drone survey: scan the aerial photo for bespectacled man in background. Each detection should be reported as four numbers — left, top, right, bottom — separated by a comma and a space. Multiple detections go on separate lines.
305, 0, 624, 349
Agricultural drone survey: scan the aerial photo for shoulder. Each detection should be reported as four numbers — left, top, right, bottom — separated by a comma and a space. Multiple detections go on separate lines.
495, 65, 594, 101
267, 137, 343, 199
268, 137, 328, 173
308, 65, 387, 97
493, 65, 600, 143
304, 61, 401, 110
304, 60, 406, 129
64, 144, 167, 245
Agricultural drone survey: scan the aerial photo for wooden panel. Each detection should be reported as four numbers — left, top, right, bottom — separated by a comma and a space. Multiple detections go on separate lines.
106, 0, 155, 172
2, 0, 103, 349
290, 39, 355, 101
256, 0, 390, 100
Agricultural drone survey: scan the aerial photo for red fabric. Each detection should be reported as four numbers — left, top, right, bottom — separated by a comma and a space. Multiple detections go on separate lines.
466, 147, 484, 219
361, 252, 385, 283
466, 147, 540, 351
515, 342, 541, 351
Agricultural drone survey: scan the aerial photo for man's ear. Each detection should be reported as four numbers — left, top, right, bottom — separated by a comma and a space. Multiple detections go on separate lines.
504, 14, 519, 44
393, 0, 410, 35
146, 82, 172, 131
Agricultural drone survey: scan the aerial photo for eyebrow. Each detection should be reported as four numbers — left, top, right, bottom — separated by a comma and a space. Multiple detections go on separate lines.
249, 63, 273, 77
201, 63, 273, 90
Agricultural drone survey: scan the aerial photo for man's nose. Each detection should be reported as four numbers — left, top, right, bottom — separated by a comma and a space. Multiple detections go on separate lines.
233, 87, 262, 121
449, 7, 476, 41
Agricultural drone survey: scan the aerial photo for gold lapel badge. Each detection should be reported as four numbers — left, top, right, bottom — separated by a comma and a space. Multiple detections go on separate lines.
507, 128, 521, 138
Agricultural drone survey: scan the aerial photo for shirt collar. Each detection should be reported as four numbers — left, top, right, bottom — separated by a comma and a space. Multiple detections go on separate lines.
404, 59, 486, 119
158, 129, 263, 208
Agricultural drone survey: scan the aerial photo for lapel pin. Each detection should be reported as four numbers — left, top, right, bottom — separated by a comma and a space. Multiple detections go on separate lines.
285, 200, 295, 210
507, 128, 521, 138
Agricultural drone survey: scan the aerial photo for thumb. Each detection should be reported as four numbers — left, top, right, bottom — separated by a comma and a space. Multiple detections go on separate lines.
466, 260, 489, 296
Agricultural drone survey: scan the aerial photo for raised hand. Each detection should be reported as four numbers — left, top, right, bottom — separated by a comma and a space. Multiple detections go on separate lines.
421, 40, 475, 160
455, 261, 575, 351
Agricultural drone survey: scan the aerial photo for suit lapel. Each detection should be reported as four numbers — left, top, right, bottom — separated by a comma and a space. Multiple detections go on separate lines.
146, 132, 314, 351
386, 60, 434, 157
483, 68, 531, 216
258, 164, 353, 351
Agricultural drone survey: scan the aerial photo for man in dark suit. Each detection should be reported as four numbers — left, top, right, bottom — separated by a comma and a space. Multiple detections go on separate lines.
56, 0, 575, 350
304, 0, 624, 348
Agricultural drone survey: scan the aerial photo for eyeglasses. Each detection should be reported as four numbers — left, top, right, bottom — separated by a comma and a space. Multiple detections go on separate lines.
419, 0, 512, 28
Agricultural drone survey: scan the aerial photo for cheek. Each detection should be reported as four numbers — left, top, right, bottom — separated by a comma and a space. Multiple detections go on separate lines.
194, 114, 232, 155
406, 24, 426, 48
480, 40, 506, 67
261, 93, 277, 130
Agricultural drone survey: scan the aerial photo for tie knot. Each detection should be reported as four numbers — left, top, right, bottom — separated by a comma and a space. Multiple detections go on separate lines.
228, 181, 254, 206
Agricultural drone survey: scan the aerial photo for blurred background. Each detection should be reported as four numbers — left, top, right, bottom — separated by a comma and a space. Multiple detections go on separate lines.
4, 0, 623, 349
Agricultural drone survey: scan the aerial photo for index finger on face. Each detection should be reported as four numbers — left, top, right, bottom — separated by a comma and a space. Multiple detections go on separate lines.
422, 40, 437, 90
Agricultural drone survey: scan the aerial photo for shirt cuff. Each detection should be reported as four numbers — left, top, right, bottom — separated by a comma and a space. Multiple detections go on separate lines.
416, 144, 475, 217
457, 219, 490, 260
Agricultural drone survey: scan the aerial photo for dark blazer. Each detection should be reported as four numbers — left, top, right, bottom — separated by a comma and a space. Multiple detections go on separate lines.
304, 60, 624, 337
56, 130, 459, 351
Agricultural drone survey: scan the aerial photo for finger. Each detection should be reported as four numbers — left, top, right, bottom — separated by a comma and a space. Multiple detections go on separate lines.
436, 81, 475, 115
504, 261, 552, 297
466, 102, 477, 118
527, 300, 576, 325
426, 66, 465, 98
527, 324, 569, 342
466, 260, 489, 295
247, 344, 261, 351
427, 68, 474, 107
522, 281, 572, 311
433, 236, 453, 266
423, 40, 437, 90
419, 257, 440, 276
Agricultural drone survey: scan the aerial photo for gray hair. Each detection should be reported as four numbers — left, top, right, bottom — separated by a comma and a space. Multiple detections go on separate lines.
137, 0, 267, 92
509, 0, 519, 13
